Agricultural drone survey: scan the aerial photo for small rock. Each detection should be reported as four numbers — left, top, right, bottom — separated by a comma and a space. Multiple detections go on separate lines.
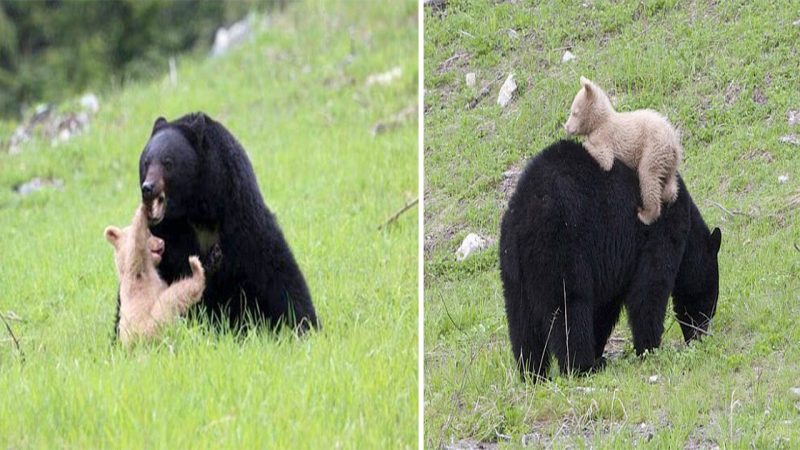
211, 17, 251, 56
779, 134, 800, 145
789, 387, 800, 399
574, 386, 596, 393
521, 433, 543, 447
80, 93, 99, 114
562, 50, 576, 63
788, 110, 800, 126
507, 29, 519, 39
752, 88, 767, 105
366, 67, 402, 86
465, 72, 476, 87
497, 73, 517, 107
778, 175, 789, 184
14, 177, 64, 196
794, 19, 800, 26
648, 375, 659, 383
456, 233, 488, 261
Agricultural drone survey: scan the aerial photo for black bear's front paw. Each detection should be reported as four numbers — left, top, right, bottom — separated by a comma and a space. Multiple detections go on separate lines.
203, 243, 224, 275
592, 355, 607, 372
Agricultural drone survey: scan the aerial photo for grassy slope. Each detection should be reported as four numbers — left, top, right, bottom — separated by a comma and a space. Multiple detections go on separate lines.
424, 1, 800, 448
0, 1, 418, 448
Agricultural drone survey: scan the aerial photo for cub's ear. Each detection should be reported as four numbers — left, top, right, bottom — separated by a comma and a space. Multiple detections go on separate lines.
580, 76, 594, 98
709, 227, 722, 254
151, 117, 168, 135
104, 226, 122, 248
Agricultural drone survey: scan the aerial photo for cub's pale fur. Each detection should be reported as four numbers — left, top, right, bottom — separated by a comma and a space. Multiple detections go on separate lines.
105, 205, 205, 346
564, 76, 683, 224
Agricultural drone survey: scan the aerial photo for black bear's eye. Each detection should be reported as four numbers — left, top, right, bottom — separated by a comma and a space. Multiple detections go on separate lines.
163, 158, 174, 170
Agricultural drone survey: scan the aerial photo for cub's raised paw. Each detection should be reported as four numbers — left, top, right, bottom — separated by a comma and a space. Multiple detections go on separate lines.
188, 256, 205, 277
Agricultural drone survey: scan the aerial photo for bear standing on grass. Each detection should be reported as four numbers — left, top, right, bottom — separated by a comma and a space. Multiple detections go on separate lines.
500, 140, 720, 381
132, 112, 318, 333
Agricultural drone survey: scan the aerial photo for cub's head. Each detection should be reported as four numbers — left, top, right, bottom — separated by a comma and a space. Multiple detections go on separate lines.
139, 115, 205, 225
104, 209, 165, 277
673, 227, 722, 343
564, 76, 613, 136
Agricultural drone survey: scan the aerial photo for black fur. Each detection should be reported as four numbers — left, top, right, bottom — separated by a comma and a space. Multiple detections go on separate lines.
117, 112, 318, 333
499, 140, 720, 380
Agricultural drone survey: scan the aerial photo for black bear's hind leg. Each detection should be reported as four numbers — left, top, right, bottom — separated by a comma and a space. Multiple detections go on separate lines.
548, 296, 596, 376
511, 326, 551, 382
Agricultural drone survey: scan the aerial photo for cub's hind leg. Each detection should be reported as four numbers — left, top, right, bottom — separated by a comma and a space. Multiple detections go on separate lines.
661, 171, 679, 204
636, 150, 671, 225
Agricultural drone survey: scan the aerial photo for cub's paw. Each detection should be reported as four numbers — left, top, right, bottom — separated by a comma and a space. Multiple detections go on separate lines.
662, 181, 679, 204
636, 207, 659, 225
188, 256, 205, 278
599, 155, 614, 172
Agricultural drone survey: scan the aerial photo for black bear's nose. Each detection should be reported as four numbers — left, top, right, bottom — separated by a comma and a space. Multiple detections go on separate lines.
141, 181, 155, 200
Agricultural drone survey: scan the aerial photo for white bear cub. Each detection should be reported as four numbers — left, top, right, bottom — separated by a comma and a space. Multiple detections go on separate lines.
564, 76, 683, 225
105, 204, 205, 346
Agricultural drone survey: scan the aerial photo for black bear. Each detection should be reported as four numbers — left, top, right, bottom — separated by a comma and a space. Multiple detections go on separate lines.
126, 112, 318, 333
499, 139, 720, 381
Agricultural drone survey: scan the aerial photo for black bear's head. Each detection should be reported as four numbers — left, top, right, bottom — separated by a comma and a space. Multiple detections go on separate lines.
139, 115, 205, 224
672, 227, 722, 343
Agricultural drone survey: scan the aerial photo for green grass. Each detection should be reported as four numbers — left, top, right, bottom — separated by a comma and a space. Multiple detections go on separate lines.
424, 0, 800, 448
0, 1, 418, 448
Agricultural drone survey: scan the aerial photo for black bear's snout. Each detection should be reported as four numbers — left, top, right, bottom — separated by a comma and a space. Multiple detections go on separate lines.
141, 181, 156, 201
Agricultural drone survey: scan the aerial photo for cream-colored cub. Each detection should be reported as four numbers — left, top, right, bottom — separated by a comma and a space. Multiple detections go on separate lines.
564, 76, 683, 225
104, 204, 205, 346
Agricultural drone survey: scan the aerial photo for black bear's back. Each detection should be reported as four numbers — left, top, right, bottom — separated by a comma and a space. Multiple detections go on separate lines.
502, 140, 651, 302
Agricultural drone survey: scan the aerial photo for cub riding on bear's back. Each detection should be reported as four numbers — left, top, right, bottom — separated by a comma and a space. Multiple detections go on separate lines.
564, 76, 683, 225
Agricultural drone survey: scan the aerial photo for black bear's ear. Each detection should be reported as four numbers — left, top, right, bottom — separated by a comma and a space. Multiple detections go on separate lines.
151, 117, 168, 135
186, 112, 207, 149
709, 227, 721, 254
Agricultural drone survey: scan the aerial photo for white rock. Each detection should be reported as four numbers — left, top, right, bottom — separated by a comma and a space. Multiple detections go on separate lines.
497, 73, 517, 107
562, 50, 576, 63
507, 29, 519, 39
212, 18, 251, 56
80, 93, 99, 113
794, 19, 800, 26
648, 375, 659, 383
779, 134, 800, 145
779, 174, 789, 184
788, 110, 799, 126
455, 233, 487, 261
465, 72, 476, 87
15, 178, 64, 196
574, 386, 595, 393
789, 387, 800, 399
366, 67, 403, 86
